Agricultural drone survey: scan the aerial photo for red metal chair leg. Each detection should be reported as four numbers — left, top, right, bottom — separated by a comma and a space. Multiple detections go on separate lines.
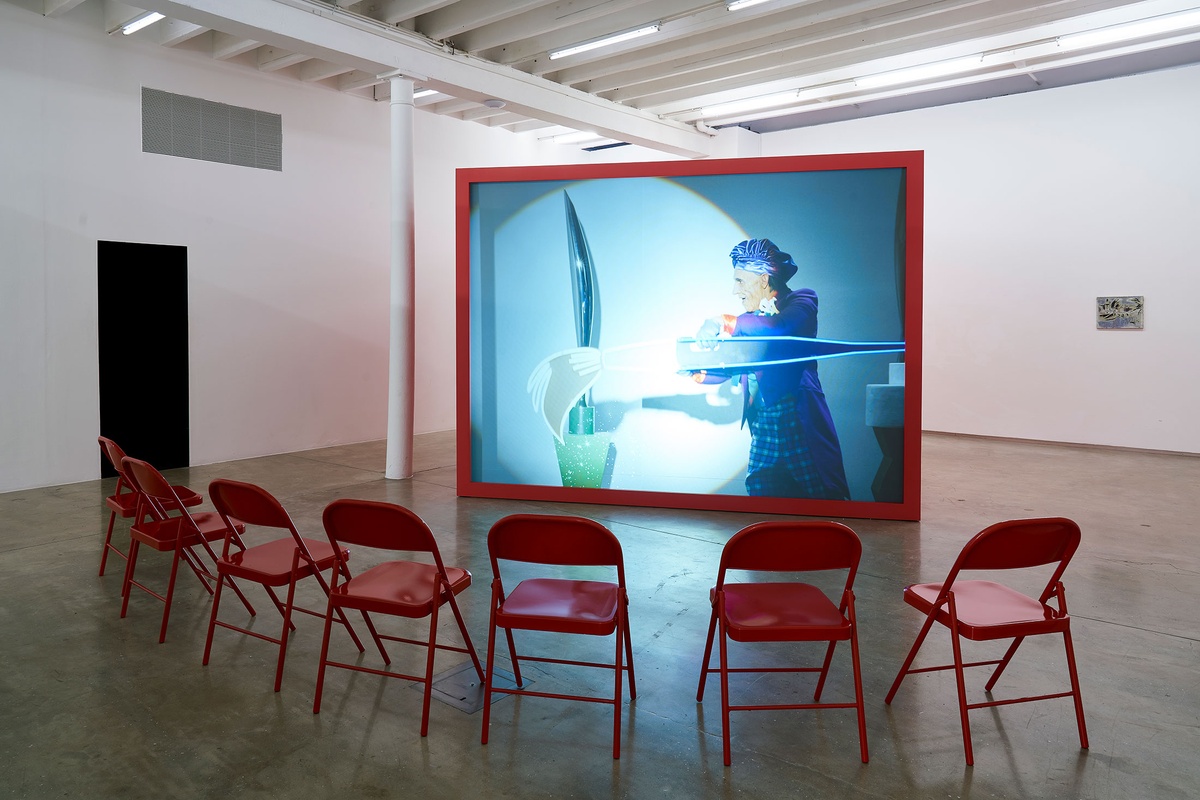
849, 600, 869, 763
718, 614, 733, 767
885, 607, 940, 704
445, 593, 483, 680
418, 601, 441, 737
813, 640, 838, 701
480, 604, 499, 745
273, 576, 299, 693
948, 597, 975, 766
99, 511, 121, 576
202, 574, 226, 666
119, 539, 141, 618
985, 635, 1025, 692
696, 606, 718, 701
1062, 628, 1089, 749
157, 548, 184, 643
611, 608, 626, 759
312, 598, 337, 714
621, 599, 636, 699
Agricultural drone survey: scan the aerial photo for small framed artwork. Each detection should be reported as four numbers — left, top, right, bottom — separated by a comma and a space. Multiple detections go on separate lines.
1096, 296, 1144, 329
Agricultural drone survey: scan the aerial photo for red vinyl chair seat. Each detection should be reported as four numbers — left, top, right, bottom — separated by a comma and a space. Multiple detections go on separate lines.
328, 560, 471, 616
720, 583, 853, 643
904, 579, 1069, 639
219, 536, 345, 586
130, 511, 237, 551
107, 484, 201, 517
493, 578, 619, 634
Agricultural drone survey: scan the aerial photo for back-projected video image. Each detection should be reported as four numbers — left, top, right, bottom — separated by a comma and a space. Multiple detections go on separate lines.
458, 153, 922, 520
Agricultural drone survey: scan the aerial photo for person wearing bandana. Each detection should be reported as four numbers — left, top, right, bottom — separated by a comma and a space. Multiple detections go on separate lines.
693, 238, 850, 500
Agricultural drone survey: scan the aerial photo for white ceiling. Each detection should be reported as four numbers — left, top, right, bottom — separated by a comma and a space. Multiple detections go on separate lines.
30, 0, 1200, 157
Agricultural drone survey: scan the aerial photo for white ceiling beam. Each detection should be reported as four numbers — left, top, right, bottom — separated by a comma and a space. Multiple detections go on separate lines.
257, 45, 310, 71
638, 0, 1174, 116
338, 69, 387, 91
416, 0, 553, 42
211, 31, 260, 59
44, 0, 88, 17
613, 0, 1140, 110
476, 0, 737, 66
138, 0, 713, 157
371, 0, 457, 26
427, 97, 477, 114
300, 58, 355, 81
503, 119, 557, 133
450, 0, 646, 54
459, 103, 513, 121
544, 0, 893, 87
157, 19, 207, 46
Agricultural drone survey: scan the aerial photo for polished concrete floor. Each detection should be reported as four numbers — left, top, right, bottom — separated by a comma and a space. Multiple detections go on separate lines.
2, 432, 1198, 799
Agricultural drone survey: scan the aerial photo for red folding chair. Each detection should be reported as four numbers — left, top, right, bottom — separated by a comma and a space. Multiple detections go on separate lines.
119, 457, 252, 643
696, 520, 868, 766
884, 517, 1088, 765
97, 436, 202, 576
480, 514, 636, 759
203, 479, 385, 692
314, 499, 484, 736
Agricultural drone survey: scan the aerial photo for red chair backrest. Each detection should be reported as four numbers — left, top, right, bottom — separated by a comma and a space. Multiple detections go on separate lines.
719, 520, 861, 575
322, 499, 439, 556
956, 517, 1080, 571
208, 479, 294, 531
487, 514, 624, 577
942, 517, 1081, 605
121, 456, 174, 503
99, 436, 130, 477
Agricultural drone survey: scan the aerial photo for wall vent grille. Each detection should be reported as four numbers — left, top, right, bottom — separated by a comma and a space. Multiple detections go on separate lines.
142, 87, 282, 171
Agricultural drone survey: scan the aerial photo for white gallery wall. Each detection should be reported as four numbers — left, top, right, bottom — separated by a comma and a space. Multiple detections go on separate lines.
1, 2, 388, 492
761, 63, 1200, 454
0, 1, 645, 493
3, 0, 1198, 494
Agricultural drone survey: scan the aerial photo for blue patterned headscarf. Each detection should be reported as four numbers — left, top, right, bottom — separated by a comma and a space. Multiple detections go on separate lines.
729, 238, 798, 284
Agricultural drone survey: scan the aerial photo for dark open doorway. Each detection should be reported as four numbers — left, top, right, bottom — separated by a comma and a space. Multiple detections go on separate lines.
97, 241, 189, 477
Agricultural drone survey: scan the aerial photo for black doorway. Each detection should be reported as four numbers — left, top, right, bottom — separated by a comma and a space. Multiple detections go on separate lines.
97, 241, 190, 477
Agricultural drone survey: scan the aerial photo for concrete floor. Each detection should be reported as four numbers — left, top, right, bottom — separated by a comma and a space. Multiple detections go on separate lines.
1, 431, 1197, 799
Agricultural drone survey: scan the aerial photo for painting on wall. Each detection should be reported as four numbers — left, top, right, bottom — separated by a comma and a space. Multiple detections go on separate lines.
1097, 296, 1144, 329
456, 152, 924, 521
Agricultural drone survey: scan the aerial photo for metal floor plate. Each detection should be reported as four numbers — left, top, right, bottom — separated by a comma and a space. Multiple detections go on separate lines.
415, 661, 522, 714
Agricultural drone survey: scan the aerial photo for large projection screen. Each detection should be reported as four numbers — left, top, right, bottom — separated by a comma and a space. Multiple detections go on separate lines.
457, 152, 923, 521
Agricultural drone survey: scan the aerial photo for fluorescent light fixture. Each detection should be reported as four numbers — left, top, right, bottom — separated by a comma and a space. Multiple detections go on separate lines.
549, 24, 659, 60
794, 81, 857, 102
1058, 9, 1200, 52
854, 55, 983, 90
701, 90, 802, 118
412, 89, 439, 99
121, 11, 165, 35
701, 81, 858, 118
727, 0, 772, 9
551, 131, 606, 145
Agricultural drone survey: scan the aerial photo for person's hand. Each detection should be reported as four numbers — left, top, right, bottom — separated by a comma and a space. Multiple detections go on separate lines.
695, 318, 723, 349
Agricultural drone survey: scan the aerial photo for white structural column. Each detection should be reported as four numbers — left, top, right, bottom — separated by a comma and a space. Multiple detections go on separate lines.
385, 75, 416, 479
